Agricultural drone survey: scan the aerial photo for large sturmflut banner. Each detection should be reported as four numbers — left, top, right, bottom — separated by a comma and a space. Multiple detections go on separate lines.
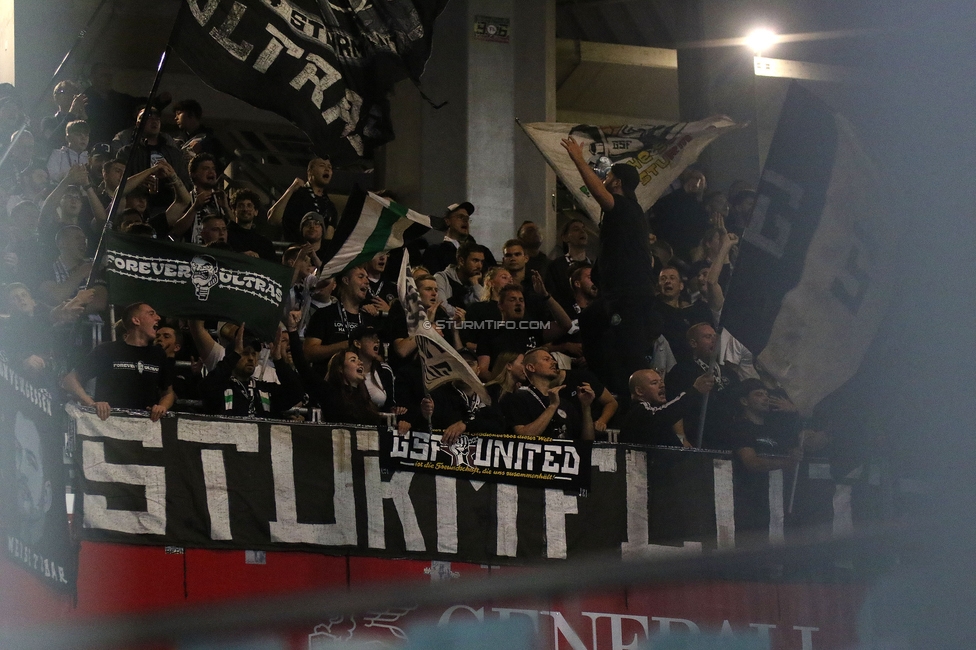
0, 351, 76, 592
172, 0, 448, 163
102, 231, 293, 340
519, 117, 741, 223
70, 407, 848, 562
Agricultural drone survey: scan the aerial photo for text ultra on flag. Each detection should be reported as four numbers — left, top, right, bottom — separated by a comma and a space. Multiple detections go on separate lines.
320, 188, 431, 277
171, 0, 447, 163
103, 231, 293, 340
721, 83, 898, 415
519, 116, 741, 222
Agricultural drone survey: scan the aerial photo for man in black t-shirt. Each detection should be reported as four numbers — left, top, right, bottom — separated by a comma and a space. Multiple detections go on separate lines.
63, 302, 175, 420
364, 251, 398, 316
304, 265, 378, 369
653, 266, 714, 363
169, 154, 227, 244
227, 189, 277, 261
730, 379, 802, 537
561, 137, 662, 397
502, 348, 595, 440
666, 322, 742, 449
269, 157, 338, 243
475, 285, 571, 381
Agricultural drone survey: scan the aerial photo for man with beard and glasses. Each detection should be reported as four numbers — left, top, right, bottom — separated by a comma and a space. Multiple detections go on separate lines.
62, 302, 175, 421
544, 217, 592, 310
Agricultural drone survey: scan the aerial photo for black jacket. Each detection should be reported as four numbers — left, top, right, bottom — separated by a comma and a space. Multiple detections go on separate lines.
199, 350, 304, 418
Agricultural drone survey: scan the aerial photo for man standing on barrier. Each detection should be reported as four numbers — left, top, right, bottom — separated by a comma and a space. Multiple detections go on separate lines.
63, 302, 175, 421
560, 137, 663, 397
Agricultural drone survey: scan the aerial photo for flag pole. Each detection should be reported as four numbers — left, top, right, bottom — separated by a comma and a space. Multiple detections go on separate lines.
693, 326, 723, 448
0, 0, 111, 176
787, 428, 806, 515
85, 43, 173, 288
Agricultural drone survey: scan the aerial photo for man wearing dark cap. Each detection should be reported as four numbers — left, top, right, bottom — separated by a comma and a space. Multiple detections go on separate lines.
560, 137, 661, 396
422, 201, 474, 274
299, 211, 327, 268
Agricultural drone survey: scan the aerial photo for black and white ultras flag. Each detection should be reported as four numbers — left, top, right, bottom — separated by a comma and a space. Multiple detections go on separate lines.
721, 83, 899, 415
172, 0, 448, 163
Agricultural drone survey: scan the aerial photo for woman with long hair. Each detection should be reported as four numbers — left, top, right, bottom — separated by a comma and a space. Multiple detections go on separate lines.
352, 326, 405, 419
461, 266, 513, 353
481, 266, 513, 303
319, 348, 385, 425
287, 311, 384, 426
484, 351, 526, 404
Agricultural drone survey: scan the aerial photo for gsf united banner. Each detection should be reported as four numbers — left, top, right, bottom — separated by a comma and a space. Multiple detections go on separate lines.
0, 351, 75, 591
102, 231, 293, 340
380, 430, 591, 491
70, 407, 853, 561
520, 117, 741, 222
172, 0, 448, 163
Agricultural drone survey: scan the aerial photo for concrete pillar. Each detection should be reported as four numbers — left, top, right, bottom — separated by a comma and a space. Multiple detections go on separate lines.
675, 0, 762, 194
513, 0, 557, 254
466, 0, 517, 255
383, 0, 555, 257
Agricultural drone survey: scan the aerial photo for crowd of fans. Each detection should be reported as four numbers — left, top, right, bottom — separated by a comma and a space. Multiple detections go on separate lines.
0, 67, 830, 533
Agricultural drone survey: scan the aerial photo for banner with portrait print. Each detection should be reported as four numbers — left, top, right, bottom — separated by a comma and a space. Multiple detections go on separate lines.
519, 116, 742, 223
0, 349, 76, 592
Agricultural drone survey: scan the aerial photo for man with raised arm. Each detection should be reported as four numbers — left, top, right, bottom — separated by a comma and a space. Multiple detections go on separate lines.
62, 302, 175, 421
560, 137, 662, 396
267, 157, 338, 243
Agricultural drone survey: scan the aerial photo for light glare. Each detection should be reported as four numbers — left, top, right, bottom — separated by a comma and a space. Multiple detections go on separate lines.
746, 28, 778, 54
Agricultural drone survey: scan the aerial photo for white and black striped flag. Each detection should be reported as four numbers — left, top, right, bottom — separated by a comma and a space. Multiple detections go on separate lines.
319, 187, 430, 277
721, 83, 899, 415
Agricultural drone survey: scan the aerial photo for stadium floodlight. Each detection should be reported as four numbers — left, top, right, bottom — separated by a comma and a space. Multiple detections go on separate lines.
745, 28, 778, 55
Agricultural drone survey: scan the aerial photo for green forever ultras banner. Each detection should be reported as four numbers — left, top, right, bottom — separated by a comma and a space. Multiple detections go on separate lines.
103, 231, 293, 339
